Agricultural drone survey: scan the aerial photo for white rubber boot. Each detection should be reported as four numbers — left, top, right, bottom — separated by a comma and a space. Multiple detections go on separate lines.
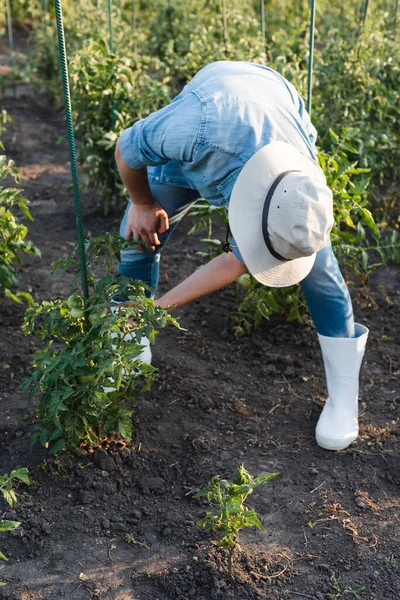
110, 304, 152, 365
110, 329, 152, 366
315, 323, 369, 451
103, 334, 152, 393
103, 306, 152, 392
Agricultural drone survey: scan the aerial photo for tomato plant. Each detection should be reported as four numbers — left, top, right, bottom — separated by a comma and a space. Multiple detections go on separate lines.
20, 234, 179, 453
69, 41, 172, 213
0, 148, 41, 303
195, 465, 278, 578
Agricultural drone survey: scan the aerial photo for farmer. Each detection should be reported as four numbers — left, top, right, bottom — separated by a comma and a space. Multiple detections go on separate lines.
114, 61, 368, 452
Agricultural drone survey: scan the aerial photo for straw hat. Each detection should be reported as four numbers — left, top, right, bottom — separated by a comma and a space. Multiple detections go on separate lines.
229, 141, 334, 288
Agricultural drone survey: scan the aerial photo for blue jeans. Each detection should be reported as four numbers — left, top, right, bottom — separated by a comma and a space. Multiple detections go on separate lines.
119, 183, 355, 338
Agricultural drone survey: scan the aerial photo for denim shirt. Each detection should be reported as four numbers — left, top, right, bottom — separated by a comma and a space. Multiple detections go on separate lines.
119, 61, 318, 261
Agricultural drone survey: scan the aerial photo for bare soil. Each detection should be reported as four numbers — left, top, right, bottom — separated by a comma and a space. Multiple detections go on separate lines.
0, 36, 399, 600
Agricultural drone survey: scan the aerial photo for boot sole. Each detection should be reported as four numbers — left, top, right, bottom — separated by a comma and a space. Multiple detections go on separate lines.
316, 434, 357, 451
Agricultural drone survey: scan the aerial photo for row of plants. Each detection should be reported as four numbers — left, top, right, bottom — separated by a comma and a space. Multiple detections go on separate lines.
0, 113, 177, 453
3, 0, 399, 332
5, 1, 396, 214
0, 113, 41, 304
17, 0, 398, 207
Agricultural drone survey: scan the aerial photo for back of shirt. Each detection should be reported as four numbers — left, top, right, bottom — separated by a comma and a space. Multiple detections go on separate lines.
119, 61, 318, 206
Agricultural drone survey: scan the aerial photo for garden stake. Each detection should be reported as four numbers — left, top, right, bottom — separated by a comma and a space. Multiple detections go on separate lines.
356, 0, 369, 56
5, 0, 13, 70
221, 0, 228, 45
107, 0, 114, 52
260, 0, 265, 46
5, 0, 16, 99
54, 0, 90, 303
107, 0, 119, 213
132, 0, 136, 30
43, 0, 49, 37
306, 0, 316, 115
361, 0, 370, 26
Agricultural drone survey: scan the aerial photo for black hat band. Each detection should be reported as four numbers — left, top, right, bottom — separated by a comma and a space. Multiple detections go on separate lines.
261, 169, 301, 262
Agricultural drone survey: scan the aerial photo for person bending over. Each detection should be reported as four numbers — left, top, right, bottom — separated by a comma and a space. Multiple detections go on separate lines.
114, 61, 369, 452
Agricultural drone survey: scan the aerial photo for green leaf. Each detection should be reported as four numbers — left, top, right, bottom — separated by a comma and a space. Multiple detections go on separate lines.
49, 438, 66, 455
360, 207, 379, 236
118, 417, 132, 440
244, 511, 264, 531
10, 468, 30, 486
256, 299, 271, 320
1, 490, 16, 508
0, 520, 20, 533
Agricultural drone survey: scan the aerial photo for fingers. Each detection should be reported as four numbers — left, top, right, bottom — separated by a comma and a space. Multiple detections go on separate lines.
158, 211, 169, 234
125, 204, 169, 253
148, 231, 161, 249
125, 224, 134, 241
124, 225, 143, 253
135, 230, 157, 252
134, 232, 146, 253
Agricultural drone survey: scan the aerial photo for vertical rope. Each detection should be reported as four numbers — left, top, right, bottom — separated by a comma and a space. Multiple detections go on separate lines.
307, 0, 316, 115
260, 0, 265, 46
54, 0, 90, 302
5, 0, 14, 70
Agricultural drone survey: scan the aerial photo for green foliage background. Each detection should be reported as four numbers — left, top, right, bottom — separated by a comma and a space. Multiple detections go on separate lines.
3, 0, 400, 330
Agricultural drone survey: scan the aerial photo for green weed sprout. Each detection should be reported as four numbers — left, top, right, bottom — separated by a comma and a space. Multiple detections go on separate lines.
195, 465, 278, 578
0, 469, 30, 568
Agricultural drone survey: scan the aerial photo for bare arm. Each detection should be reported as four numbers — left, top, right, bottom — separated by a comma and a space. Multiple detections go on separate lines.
115, 140, 153, 206
154, 251, 247, 310
115, 140, 169, 251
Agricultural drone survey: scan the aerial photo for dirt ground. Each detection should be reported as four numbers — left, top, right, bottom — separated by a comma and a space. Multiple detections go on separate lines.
0, 36, 399, 600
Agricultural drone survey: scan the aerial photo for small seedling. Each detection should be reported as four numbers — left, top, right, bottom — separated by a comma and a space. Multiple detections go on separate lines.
329, 573, 365, 599
124, 533, 149, 548
195, 465, 278, 578
0, 468, 30, 509
0, 468, 30, 574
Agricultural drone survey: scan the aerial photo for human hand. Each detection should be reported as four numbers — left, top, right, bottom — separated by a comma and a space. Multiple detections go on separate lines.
125, 201, 169, 252
111, 300, 144, 327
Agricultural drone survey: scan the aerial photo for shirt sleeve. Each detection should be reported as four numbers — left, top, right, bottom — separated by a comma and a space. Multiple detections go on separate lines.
118, 92, 202, 169
297, 93, 318, 153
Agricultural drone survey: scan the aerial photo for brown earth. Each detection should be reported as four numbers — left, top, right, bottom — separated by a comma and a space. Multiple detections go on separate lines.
0, 36, 399, 600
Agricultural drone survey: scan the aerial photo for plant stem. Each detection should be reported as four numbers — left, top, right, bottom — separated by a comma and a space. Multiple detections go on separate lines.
228, 543, 236, 578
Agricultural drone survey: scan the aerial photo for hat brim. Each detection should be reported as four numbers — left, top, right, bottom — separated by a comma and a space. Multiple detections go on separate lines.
229, 142, 326, 288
